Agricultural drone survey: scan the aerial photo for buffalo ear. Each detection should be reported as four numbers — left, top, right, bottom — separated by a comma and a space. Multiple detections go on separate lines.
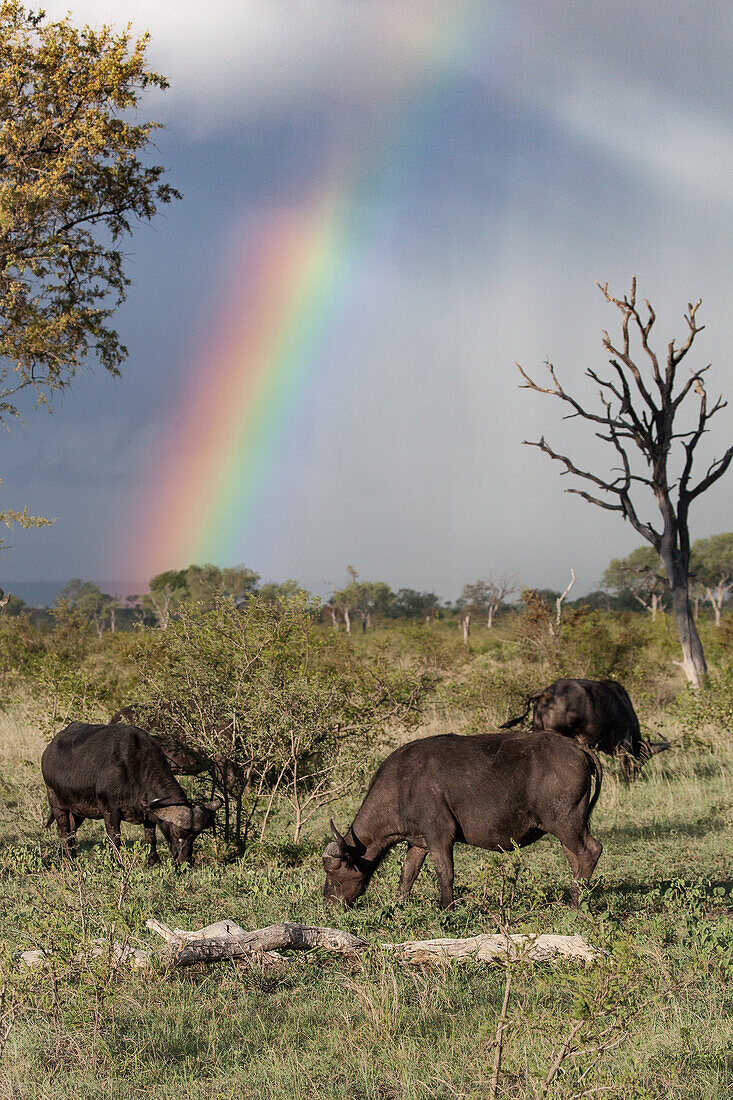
330, 819, 347, 855
192, 800, 220, 831
152, 804, 194, 830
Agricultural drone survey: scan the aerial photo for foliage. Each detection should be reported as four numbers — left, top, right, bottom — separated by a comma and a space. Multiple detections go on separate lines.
330, 566, 394, 629
388, 587, 441, 620
691, 533, 733, 622
0, 498, 52, 552
129, 595, 426, 844
56, 578, 115, 638
144, 562, 260, 624
669, 667, 733, 749
0, 1, 179, 417
602, 545, 667, 616
691, 533, 733, 588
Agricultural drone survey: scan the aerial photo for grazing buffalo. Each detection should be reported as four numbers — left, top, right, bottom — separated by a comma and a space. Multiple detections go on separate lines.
323, 730, 602, 909
110, 704, 245, 795
42, 722, 221, 865
500, 678, 670, 778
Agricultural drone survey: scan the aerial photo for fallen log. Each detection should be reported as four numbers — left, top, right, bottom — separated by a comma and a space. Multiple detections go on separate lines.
144, 919, 600, 967
146, 919, 368, 967
388, 932, 600, 964
19, 920, 601, 971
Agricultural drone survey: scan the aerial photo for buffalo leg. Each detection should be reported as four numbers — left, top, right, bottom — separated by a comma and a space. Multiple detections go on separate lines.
52, 809, 77, 859
427, 844, 455, 909
144, 820, 159, 865
617, 748, 639, 782
560, 830, 602, 907
103, 810, 122, 857
397, 845, 427, 899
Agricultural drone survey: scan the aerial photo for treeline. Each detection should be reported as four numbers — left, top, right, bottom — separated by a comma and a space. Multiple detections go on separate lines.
3, 531, 731, 638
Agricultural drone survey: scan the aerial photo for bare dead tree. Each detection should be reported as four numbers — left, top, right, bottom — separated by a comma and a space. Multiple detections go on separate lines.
551, 567, 576, 635
486, 572, 518, 628
518, 279, 733, 686
622, 564, 667, 621
705, 575, 733, 627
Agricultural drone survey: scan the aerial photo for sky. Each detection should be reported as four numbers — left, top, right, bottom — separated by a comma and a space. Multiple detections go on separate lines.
2, 0, 732, 602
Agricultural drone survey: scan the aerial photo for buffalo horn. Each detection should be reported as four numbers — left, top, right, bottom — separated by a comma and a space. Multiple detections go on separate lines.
329, 819, 347, 854
151, 803, 194, 830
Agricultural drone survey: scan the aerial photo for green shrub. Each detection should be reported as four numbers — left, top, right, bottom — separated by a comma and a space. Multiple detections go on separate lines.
129, 596, 427, 846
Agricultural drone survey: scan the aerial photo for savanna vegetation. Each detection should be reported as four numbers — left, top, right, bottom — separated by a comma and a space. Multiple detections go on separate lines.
1, 6, 732, 1097
0, 589, 732, 1099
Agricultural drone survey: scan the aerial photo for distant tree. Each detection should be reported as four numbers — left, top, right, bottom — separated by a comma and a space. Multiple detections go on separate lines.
331, 567, 393, 633
143, 569, 188, 627
183, 564, 223, 608
57, 578, 114, 638
458, 581, 490, 643
601, 547, 667, 620
484, 573, 518, 627
691, 533, 733, 626
520, 279, 733, 686
574, 590, 612, 612
390, 588, 441, 622
220, 564, 260, 604
258, 579, 306, 605
143, 564, 261, 624
2, 591, 26, 616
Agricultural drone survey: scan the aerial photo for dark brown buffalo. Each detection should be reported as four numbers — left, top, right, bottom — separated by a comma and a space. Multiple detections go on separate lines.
42, 722, 221, 864
500, 678, 670, 778
323, 731, 602, 909
110, 704, 244, 794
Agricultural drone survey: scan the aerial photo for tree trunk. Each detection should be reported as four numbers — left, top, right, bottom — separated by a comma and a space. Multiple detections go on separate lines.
343, 607, 351, 634
705, 586, 723, 627
461, 611, 470, 644
670, 584, 708, 687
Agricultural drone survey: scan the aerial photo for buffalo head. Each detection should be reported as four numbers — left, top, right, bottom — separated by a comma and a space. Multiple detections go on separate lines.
322, 820, 370, 907
149, 797, 222, 865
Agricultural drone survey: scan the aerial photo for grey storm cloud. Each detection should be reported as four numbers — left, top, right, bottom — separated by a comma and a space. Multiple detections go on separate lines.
4, 1, 732, 597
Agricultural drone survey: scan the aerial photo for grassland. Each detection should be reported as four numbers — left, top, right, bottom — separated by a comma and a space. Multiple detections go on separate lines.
1, 681, 732, 1100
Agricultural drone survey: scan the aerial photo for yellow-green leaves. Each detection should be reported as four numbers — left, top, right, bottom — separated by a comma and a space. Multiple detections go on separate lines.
0, 0, 180, 420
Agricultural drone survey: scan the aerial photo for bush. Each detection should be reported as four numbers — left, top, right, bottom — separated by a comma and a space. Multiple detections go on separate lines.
129, 596, 427, 846
669, 668, 733, 750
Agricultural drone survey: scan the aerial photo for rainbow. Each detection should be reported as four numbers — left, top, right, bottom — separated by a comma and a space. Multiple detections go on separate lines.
126, 2, 497, 578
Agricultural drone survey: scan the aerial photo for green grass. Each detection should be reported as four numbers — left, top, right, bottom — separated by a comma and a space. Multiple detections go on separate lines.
1, 711, 733, 1099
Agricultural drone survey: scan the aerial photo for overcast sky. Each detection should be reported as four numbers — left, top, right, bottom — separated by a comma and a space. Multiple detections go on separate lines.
3, 0, 732, 601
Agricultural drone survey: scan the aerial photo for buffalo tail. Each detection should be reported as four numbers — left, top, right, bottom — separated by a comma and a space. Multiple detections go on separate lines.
498, 694, 536, 730
578, 745, 603, 818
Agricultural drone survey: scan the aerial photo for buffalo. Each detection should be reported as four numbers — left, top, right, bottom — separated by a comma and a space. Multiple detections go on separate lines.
110, 704, 245, 795
323, 730, 602, 909
500, 678, 670, 778
42, 722, 221, 865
